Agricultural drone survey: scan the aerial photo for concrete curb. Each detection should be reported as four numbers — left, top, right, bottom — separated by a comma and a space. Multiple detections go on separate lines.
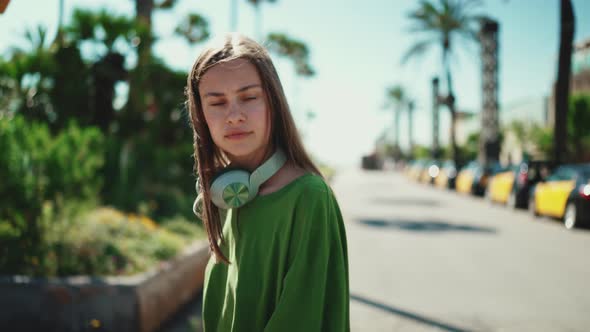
0, 240, 210, 332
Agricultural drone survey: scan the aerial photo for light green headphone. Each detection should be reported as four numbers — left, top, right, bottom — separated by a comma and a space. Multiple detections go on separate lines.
193, 149, 286, 213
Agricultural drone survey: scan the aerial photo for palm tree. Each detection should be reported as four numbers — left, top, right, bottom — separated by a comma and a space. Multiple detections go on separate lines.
0, 25, 56, 123
175, 13, 209, 44
403, 0, 483, 166
129, 0, 202, 116
266, 33, 315, 77
230, 0, 238, 30
266, 32, 314, 124
407, 100, 416, 151
247, 0, 277, 40
384, 85, 406, 152
54, 0, 65, 44
65, 9, 139, 132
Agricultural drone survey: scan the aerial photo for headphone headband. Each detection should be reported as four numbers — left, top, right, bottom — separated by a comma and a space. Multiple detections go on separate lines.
249, 149, 287, 196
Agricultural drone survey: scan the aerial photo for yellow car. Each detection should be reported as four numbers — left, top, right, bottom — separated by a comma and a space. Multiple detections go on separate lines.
529, 164, 590, 229
407, 160, 427, 181
456, 161, 505, 196
435, 161, 457, 189
486, 160, 556, 209
487, 166, 518, 204
455, 162, 478, 194
419, 160, 441, 185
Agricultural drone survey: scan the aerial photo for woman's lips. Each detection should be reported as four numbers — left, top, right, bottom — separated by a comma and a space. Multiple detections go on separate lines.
225, 132, 252, 140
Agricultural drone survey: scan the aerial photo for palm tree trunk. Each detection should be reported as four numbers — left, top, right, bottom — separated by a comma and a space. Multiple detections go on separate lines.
230, 0, 238, 31
56, 0, 64, 44
254, 3, 263, 40
394, 107, 401, 149
408, 102, 415, 151
432, 77, 441, 158
443, 47, 459, 166
554, 0, 575, 164
128, 0, 153, 118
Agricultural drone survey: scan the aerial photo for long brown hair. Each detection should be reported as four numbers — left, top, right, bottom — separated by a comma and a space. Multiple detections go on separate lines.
185, 33, 321, 264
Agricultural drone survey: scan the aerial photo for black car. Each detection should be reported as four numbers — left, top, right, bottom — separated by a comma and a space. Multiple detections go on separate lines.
508, 160, 557, 209
439, 160, 458, 189
471, 161, 505, 196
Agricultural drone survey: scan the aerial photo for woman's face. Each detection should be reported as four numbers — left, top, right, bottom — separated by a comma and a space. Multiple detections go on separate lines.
199, 58, 271, 170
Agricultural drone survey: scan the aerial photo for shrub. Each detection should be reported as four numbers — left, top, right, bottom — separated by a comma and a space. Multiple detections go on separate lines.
36, 206, 204, 277
161, 215, 205, 240
0, 115, 104, 274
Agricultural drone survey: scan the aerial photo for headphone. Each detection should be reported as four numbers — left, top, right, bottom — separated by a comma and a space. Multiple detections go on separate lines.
193, 149, 287, 214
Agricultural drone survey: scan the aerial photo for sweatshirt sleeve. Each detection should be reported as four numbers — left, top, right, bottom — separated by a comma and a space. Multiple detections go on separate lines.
263, 183, 350, 332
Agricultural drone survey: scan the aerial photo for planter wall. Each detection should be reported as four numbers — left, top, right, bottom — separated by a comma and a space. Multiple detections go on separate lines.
0, 240, 210, 332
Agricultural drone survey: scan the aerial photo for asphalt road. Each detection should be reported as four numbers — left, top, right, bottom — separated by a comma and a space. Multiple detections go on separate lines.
160, 168, 590, 332
337, 169, 590, 332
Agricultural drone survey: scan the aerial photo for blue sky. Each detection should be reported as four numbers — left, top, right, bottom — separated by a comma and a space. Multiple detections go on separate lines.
1, 0, 589, 167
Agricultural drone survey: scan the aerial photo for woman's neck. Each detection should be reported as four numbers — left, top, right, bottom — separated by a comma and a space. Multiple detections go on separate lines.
227, 147, 272, 172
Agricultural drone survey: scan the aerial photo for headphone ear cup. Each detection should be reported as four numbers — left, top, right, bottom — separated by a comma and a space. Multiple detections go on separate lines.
210, 169, 252, 209
193, 194, 203, 219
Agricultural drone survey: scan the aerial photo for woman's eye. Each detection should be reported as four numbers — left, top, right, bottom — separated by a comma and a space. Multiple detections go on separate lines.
210, 102, 225, 107
244, 96, 257, 101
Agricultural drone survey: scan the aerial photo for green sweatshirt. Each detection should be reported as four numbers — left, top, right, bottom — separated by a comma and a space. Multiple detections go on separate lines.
202, 173, 350, 332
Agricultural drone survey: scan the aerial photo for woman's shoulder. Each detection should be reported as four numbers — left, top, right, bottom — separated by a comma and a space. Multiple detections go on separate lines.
259, 163, 326, 196
281, 168, 330, 200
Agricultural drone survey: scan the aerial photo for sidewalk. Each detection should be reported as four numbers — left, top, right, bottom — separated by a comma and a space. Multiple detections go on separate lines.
157, 291, 203, 332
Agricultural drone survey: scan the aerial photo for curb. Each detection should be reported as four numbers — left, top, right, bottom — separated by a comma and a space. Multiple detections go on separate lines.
0, 240, 210, 332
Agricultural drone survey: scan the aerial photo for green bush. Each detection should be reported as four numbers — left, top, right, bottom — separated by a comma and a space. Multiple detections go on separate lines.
568, 94, 590, 161
100, 134, 197, 222
161, 215, 205, 240
0, 115, 104, 275
37, 206, 202, 276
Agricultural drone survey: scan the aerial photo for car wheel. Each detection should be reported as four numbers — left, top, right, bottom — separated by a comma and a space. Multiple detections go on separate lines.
507, 191, 517, 210
529, 196, 539, 217
564, 202, 578, 230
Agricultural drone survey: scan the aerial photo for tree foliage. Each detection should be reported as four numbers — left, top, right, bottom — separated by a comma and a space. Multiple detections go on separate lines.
266, 32, 315, 77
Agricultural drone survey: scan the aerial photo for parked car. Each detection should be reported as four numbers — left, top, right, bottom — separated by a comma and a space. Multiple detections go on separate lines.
456, 161, 504, 196
486, 160, 556, 209
434, 160, 458, 189
456, 161, 477, 194
419, 160, 441, 185
529, 163, 590, 229
407, 159, 428, 181
361, 153, 382, 170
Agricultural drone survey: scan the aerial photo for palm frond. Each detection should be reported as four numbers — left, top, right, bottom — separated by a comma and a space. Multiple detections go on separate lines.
401, 38, 435, 65
266, 32, 315, 77
96, 10, 137, 51
403, 0, 484, 72
383, 85, 407, 110
247, 0, 278, 5
175, 13, 210, 44
407, 0, 442, 31
155, 0, 178, 9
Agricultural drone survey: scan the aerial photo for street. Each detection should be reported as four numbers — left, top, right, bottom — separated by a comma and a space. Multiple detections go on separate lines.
339, 169, 590, 331
161, 168, 590, 332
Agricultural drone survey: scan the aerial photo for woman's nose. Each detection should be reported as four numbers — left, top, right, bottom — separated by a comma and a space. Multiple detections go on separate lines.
226, 102, 246, 124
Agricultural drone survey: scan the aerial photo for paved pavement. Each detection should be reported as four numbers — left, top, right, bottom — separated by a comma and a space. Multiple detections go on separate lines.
157, 291, 203, 332
336, 169, 590, 332
159, 168, 590, 331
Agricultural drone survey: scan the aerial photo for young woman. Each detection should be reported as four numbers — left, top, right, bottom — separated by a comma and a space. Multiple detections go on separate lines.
186, 33, 349, 331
